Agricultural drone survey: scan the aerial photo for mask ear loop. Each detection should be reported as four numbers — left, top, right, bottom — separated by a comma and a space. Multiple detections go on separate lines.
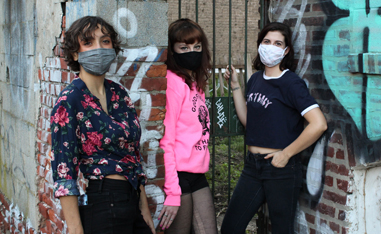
282, 47, 288, 56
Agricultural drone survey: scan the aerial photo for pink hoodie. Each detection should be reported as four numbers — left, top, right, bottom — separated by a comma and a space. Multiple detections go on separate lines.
160, 70, 211, 206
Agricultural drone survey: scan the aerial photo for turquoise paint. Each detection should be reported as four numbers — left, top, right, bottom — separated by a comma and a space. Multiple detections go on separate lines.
322, 0, 381, 141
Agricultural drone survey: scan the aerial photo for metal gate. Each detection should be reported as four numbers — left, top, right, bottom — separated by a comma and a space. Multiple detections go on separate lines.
169, 0, 270, 233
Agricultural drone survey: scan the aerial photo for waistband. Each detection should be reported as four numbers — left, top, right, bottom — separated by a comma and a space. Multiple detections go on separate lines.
87, 178, 133, 194
246, 151, 301, 162
247, 151, 269, 160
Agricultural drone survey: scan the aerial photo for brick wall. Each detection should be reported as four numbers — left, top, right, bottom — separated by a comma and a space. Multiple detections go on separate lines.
269, 0, 381, 233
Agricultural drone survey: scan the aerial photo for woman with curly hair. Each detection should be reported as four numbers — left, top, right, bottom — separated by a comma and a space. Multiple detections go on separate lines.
50, 16, 155, 234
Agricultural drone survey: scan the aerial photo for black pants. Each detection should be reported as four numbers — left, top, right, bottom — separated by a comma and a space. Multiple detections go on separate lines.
79, 178, 152, 234
221, 151, 302, 234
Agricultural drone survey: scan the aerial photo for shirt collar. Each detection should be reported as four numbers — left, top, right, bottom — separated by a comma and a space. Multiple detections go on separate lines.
263, 69, 289, 80
72, 76, 113, 102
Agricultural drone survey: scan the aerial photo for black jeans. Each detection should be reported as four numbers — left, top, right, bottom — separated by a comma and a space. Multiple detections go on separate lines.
79, 178, 152, 234
221, 151, 302, 234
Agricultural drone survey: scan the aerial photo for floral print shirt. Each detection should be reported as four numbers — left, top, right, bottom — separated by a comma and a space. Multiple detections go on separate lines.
51, 78, 147, 198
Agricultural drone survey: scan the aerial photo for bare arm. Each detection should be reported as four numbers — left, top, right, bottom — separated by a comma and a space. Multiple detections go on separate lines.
265, 108, 327, 167
224, 65, 247, 127
59, 196, 83, 234
139, 185, 156, 234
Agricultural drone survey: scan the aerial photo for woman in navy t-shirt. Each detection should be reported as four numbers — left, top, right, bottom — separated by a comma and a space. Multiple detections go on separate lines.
221, 22, 327, 234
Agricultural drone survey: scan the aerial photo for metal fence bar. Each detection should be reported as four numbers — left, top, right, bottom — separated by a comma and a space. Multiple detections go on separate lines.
195, 0, 198, 23
178, 0, 181, 19
211, 0, 217, 201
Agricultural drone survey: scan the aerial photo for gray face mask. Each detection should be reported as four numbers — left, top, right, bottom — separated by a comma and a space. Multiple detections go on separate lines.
78, 48, 116, 76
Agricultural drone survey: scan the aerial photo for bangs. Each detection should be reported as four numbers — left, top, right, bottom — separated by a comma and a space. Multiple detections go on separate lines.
173, 26, 202, 44
78, 20, 110, 41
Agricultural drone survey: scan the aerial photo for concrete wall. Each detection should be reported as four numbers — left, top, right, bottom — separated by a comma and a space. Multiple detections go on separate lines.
0, 0, 64, 232
1, 0, 168, 233
269, 0, 381, 233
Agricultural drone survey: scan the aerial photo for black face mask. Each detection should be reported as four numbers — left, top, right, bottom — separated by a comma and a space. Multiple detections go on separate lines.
173, 51, 202, 71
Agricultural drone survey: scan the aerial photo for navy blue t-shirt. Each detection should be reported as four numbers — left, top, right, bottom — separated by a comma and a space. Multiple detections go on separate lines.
245, 70, 319, 149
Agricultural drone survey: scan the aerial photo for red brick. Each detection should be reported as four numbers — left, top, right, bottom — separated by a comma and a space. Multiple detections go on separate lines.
323, 190, 347, 205
326, 161, 349, 176
150, 93, 166, 107
124, 63, 141, 76
329, 221, 340, 233
312, 3, 322, 11
147, 108, 166, 121
156, 166, 165, 178
37, 130, 42, 141
28, 228, 35, 234
146, 64, 167, 78
45, 219, 53, 233
59, 57, 66, 70
141, 77, 167, 91
146, 179, 165, 189
62, 16, 66, 29
42, 193, 54, 208
119, 78, 133, 90
48, 209, 57, 223
325, 175, 333, 187
55, 218, 65, 231
318, 203, 335, 218
38, 69, 43, 80
17, 222, 23, 232
337, 179, 349, 193
61, 71, 70, 84
336, 149, 345, 159
156, 49, 168, 62
330, 133, 343, 144
305, 213, 315, 224
342, 226, 348, 234
309, 228, 316, 234
327, 146, 334, 158
39, 203, 50, 219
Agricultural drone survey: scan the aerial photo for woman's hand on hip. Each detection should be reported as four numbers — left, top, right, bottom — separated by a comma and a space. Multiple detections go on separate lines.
264, 150, 290, 168
158, 205, 179, 230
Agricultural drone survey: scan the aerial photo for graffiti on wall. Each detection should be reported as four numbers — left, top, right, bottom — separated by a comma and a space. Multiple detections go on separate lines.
322, 0, 381, 163
110, 8, 165, 228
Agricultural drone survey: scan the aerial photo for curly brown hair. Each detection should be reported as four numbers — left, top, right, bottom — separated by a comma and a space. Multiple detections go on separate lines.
166, 18, 211, 92
63, 16, 122, 72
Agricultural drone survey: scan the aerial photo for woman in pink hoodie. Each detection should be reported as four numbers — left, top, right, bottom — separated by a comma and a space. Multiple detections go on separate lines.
158, 19, 217, 234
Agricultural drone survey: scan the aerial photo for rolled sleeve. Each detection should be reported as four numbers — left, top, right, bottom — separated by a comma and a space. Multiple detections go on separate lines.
51, 97, 80, 198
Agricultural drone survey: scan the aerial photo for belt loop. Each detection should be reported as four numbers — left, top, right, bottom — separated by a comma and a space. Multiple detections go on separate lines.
98, 179, 104, 193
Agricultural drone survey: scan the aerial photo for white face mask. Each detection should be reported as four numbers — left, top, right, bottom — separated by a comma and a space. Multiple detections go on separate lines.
258, 44, 288, 67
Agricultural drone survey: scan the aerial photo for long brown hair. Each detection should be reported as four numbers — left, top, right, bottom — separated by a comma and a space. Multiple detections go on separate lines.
166, 19, 211, 92
253, 22, 295, 71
